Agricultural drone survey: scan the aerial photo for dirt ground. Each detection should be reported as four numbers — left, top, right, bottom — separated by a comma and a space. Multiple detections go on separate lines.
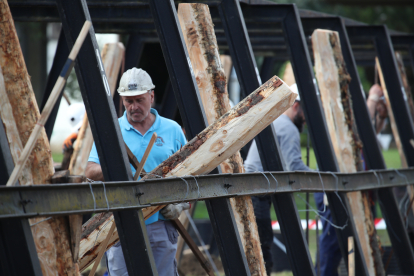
178, 253, 223, 276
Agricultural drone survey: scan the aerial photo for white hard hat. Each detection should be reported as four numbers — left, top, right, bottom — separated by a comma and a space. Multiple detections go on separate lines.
289, 83, 300, 101
117, 68, 155, 96
67, 103, 85, 132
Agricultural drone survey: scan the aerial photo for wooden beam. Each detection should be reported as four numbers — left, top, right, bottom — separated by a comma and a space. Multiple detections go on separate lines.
178, 3, 266, 275
312, 29, 385, 276
0, 1, 79, 274
78, 74, 296, 271
69, 43, 125, 175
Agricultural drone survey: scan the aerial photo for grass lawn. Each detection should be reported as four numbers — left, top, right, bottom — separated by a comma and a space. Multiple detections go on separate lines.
52, 152, 64, 163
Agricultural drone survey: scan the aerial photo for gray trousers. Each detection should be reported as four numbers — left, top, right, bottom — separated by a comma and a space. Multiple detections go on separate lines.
107, 220, 179, 276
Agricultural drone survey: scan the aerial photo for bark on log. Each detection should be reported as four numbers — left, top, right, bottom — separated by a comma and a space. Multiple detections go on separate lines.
312, 29, 385, 276
178, 3, 266, 275
78, 74, 296, 271
69, 43, 124, 175
0, 1, 78, 274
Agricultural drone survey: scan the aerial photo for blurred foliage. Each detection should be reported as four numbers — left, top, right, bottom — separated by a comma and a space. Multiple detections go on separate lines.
270, 0, 414, 34
64, 70, 82, 101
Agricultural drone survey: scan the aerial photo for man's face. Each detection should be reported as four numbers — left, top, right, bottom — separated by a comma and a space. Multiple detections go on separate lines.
123, 91, 154, 123
293, 102, 306, 133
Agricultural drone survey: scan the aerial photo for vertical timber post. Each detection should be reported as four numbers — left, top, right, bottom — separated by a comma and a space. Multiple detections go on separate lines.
219, 1, 316, 275
55, 0, 157, 275
274, 6, 369, 275
148, 1, 251, 275
301, 17, 414, 274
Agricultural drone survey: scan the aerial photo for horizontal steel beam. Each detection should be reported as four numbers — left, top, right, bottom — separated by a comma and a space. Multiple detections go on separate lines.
1, 169, 414, 219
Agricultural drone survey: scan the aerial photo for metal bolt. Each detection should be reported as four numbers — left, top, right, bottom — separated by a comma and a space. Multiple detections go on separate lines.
20, 199, 32, 206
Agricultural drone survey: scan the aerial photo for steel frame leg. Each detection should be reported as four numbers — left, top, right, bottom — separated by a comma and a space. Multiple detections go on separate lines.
219, 1, 316, 275
55, 0, 157, 275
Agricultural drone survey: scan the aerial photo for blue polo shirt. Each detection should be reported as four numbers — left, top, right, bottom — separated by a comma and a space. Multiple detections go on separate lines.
88, 108, 187, 225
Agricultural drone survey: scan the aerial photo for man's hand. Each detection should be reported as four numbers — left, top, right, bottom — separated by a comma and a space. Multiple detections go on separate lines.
160, 203, 190, 220
63, 132, 78, 150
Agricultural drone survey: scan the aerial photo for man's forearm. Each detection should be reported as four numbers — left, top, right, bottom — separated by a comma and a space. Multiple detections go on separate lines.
85, 162, 105, 181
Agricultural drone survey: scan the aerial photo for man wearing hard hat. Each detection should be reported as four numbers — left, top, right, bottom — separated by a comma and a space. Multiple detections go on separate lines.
86, 68, 188, 276
244, 83, 310, 276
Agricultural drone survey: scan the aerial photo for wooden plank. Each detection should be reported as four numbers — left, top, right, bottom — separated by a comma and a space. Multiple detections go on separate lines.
0, 1, 79, 274
312, 29, 385, 276
78, 75, 296, 271
69, 43, 125, 175
178, 3, 266, 275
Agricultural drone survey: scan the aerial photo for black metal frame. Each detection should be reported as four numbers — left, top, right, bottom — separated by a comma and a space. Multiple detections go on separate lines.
55, 1, 157, 275
1, 1, 414, 275
219, 2, 316, 275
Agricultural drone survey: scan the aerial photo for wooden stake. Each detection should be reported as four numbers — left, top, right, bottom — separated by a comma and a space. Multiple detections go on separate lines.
312, 29, 385, 276
348, 236, 355, 276
6, 20, 92, 187
178, 3, 266, 275
134, 132, 157, 180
